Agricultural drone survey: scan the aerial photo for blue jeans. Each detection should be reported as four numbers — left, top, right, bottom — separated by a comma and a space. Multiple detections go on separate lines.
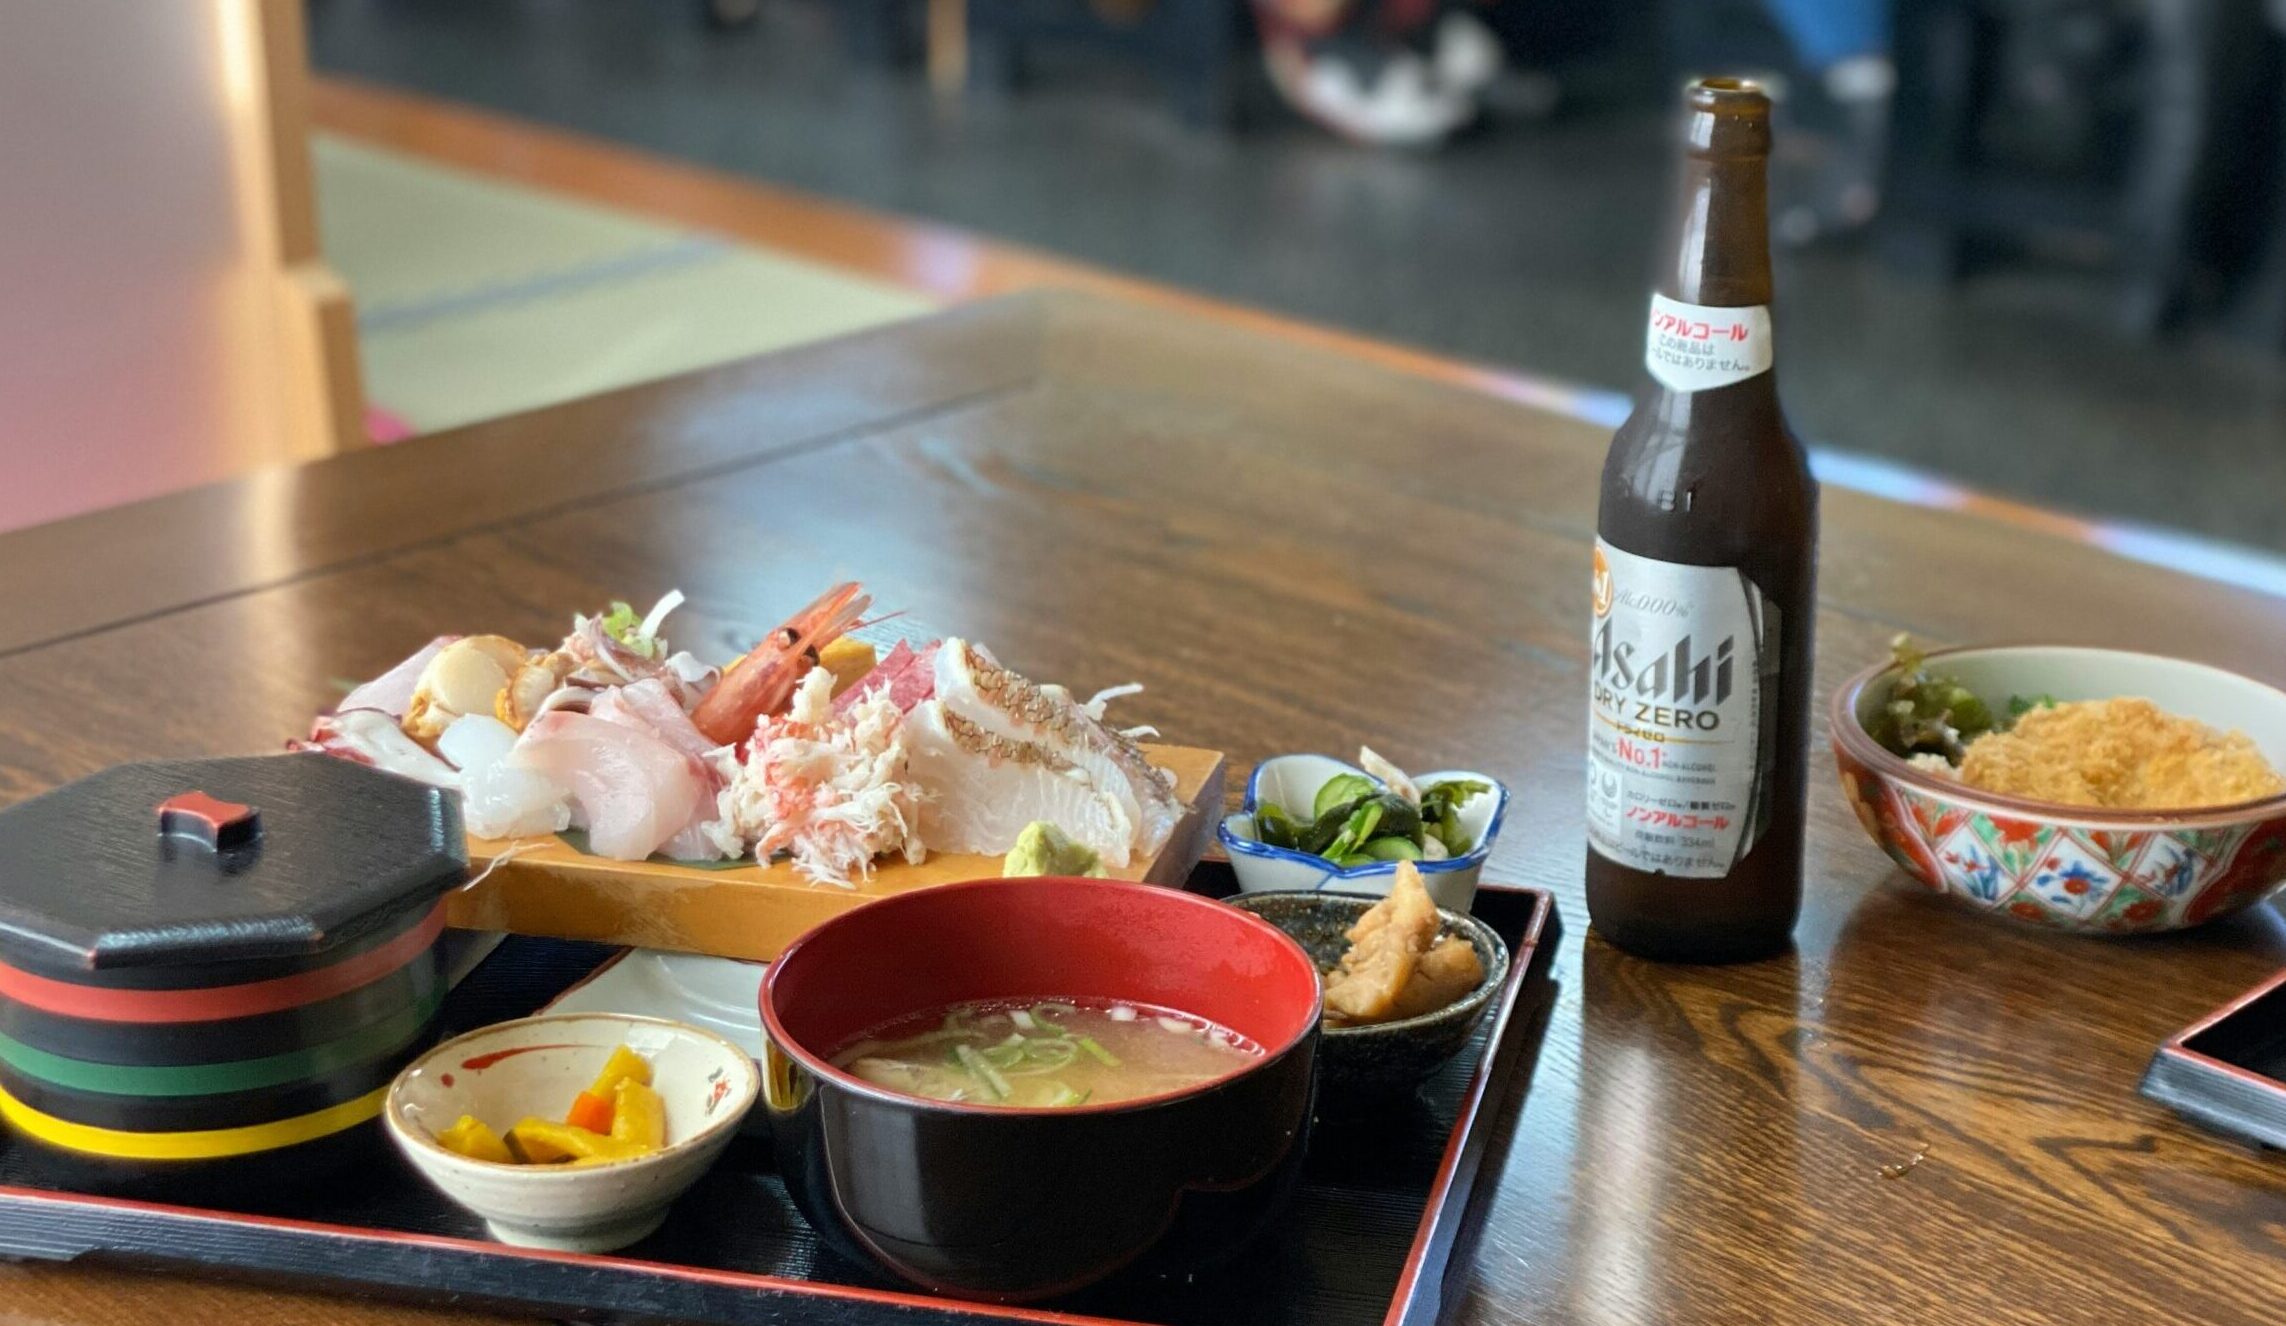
1762, 0, 1891, 68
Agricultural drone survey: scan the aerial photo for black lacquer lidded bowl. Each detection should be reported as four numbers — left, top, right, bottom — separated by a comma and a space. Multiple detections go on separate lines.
0, 753, 465, 1193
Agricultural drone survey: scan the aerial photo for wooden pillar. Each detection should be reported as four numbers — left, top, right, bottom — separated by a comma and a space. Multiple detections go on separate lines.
226, 0, 367, 457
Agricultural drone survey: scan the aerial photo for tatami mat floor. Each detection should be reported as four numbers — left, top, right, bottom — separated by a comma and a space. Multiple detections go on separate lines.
313, 135, 932, 434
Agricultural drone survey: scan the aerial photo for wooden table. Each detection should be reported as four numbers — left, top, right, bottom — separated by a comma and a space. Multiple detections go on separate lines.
2, 292, 2284, 1325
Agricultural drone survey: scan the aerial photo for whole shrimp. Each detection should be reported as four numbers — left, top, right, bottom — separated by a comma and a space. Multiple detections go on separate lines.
691, 583, 873, 747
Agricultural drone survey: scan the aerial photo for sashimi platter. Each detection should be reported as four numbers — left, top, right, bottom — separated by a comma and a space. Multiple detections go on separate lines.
295, 584, 1225, 959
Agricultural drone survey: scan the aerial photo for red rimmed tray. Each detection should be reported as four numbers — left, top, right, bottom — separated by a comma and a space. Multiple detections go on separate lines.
0, 862, 1559, 1326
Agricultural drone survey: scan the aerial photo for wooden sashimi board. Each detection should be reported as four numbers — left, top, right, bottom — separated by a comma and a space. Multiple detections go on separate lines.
446, 744, 1226, 963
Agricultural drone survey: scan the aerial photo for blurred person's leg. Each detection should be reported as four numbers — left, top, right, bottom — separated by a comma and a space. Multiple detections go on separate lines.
1759, 0, 1895, 243
1255, 0, 1504, 146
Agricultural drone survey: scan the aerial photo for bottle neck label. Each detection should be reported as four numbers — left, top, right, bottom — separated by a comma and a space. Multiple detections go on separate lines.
1585, 539, 1781, 878
1644, 294, 1772, 393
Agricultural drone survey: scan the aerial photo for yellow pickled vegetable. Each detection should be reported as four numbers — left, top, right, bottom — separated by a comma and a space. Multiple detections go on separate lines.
508, 1117, 650, 1165
435, 1114, 514, 1164
587, 1045, 652, 1097
610, 1078, 666, 1150
818, 638, 877, 698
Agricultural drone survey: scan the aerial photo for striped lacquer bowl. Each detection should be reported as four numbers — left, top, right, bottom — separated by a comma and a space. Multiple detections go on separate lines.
0, 899, 450, 1194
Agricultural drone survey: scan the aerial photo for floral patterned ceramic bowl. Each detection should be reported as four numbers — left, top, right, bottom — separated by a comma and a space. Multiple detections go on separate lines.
1217, 754, 1509, 914
1831, 645, 2286, 934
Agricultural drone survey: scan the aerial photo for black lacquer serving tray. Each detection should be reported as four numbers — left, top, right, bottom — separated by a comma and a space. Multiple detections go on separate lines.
2142, 964, 2286, 1150
0, 863, 1559, 1326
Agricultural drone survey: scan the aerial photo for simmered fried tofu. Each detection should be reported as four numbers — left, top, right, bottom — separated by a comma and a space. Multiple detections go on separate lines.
1322, 862, 1487, 1026
1386, 936, 1485, 1021
1323, 862, 1441, 1023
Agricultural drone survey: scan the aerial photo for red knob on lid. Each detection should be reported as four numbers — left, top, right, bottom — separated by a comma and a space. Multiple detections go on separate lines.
157, 791, 261, 851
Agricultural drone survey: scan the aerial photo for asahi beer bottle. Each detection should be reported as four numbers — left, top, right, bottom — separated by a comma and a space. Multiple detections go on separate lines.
1585, 78, 1819, 963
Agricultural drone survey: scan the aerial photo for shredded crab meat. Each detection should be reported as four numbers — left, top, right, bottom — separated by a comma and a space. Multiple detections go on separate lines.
726, 669, 926, 887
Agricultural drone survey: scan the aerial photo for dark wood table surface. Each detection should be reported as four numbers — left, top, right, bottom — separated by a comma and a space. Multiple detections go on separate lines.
3, 291, 2284, 1324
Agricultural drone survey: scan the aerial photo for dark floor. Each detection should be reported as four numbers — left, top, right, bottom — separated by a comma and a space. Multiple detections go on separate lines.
309, 0, 2286, 553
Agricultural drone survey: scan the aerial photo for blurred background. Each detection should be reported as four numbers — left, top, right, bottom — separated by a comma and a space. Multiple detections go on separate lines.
6, 0, 2286, 583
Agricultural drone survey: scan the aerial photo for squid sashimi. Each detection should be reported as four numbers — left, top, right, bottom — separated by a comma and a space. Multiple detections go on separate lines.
903, 700, 1137, 866
438, 714, 571, 840
505, 711, 711, 861
929, 639, 1180, 858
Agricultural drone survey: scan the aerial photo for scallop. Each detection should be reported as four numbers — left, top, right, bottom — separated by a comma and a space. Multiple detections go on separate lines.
497, 661, 563, 732
461, 635, 533, 674
421, 642, 513, 717
402, 638, 517, 743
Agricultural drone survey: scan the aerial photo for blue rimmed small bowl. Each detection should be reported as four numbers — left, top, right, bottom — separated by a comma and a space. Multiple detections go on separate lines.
1217, 754, 1510, 914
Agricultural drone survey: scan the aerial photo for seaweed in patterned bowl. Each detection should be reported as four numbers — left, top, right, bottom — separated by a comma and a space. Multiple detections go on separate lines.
1217, 754, 1510, 914
1831, 645, 2286, 934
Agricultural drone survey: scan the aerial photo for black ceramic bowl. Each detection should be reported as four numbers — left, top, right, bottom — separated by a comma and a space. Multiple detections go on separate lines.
1224, 892, 1509, 1101
760, 877, 1323, 1303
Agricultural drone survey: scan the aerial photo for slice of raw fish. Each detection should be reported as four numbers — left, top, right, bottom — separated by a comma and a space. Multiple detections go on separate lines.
930, 639, 1179, 858
336, 638, 455, 720
657, 813, 743, 863
903, 700, 1136, 866
588, 682, 741, 858
591, 679, 723, 760
462, 765, 572, 841
439, 715, 571, 840
505, 711, 709, 861
833, 640, 939, 716
297, 710, 460, 787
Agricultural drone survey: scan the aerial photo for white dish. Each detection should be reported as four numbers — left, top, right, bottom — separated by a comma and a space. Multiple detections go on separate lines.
547, 950, 767, 1060
1216, 754, 1509, 913
387, 1013, 758, 1253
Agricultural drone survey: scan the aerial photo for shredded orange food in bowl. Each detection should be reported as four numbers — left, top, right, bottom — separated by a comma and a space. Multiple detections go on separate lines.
1945, 698, 2286, 810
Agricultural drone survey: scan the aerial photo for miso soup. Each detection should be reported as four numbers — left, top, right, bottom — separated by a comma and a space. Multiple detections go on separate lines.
832, 999, 1262, 1108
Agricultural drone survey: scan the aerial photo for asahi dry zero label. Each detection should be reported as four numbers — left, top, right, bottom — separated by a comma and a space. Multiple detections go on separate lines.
1586, 539, 1781, 877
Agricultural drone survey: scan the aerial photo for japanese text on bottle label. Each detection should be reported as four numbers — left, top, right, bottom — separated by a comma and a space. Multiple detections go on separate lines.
1586, 539, 1780, 877
1644, 294, 1772, 392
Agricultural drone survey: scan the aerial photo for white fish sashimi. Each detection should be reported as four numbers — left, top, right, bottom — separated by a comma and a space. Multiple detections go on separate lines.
591, 679, 724, 761
903, 700, 1135, 866
505, 711, 709, 861
930, 640, 1179, 859
589, 681, 741, 860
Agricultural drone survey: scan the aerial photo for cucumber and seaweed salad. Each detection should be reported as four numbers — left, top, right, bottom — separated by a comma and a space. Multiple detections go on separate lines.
1252, 771, 1491, 869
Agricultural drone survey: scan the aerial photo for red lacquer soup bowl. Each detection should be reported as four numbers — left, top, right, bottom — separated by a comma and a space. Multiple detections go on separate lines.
760, 877, 1323, 1302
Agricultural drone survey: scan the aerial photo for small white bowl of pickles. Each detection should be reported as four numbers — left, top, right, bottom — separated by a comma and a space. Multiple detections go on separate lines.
386, 1013, 759, 1253
1217, 751, 1508, 913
